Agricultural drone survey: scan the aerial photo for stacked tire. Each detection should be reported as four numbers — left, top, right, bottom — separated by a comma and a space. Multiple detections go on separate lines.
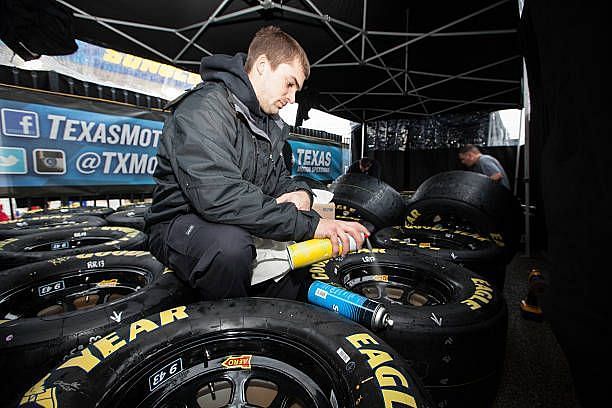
400, 170, 523, 289
20, 205, 115, 219
0, 251, 197, 407
0, 214, 107, 240
3, 170, 522, 407
312, 169, 521, 407
371, 224, 507, 288
302, 248, 507, 408
0, 225, 147, 270
329, 173, 405, 232
403, 171, 522, 262
105, 203, 150, 231
14, 298, 434, 407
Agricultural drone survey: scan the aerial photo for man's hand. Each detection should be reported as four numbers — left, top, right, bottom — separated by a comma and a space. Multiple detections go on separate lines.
490, 172, 503, 182
276, 190, 311, 211
314, 218, 371, 257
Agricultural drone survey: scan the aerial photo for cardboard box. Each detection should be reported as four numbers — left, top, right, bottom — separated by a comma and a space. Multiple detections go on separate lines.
313, 202, 335, 219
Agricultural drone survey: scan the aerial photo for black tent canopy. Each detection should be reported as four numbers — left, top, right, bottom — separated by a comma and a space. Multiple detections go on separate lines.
48, 0, 523, 122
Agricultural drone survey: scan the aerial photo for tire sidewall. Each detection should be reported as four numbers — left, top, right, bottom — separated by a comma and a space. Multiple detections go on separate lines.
0, 226, 147, 270
0, 215, 108, 240
303, 248, 507, 405
372, 225, 508, 285
0, 251, 195, 406
19, 298, 434, 407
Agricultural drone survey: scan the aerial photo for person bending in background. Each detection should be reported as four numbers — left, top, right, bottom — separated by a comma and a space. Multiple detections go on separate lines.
282, 140, 294, 175
458, 144, 510, 190
145, 26, 369, 301
347, 156, 382, 179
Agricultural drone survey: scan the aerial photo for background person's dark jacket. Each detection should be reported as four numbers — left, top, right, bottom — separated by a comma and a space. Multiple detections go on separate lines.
145, 53, 319, 241
347, 158, 382, 179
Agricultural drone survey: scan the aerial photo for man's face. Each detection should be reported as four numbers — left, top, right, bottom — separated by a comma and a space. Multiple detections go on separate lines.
459, 152, 477, 167
257, 57, 305, 115
359, 162, 372, 172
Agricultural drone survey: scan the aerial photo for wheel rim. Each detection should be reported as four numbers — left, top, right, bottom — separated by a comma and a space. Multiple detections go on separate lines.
0, 267, 151, 319
105, 334, 340, 408
340, 262, 454, 307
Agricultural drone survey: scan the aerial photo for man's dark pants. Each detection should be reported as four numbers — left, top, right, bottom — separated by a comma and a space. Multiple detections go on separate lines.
147, 213, 309, 301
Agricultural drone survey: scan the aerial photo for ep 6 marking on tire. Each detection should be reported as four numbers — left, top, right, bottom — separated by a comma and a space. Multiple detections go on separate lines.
38, 280, 65, 297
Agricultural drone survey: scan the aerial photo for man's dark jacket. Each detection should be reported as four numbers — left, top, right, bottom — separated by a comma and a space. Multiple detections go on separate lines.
144, 53, 320, 241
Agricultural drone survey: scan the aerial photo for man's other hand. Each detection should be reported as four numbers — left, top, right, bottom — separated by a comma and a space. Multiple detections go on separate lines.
314, 219, 371, 257
490, 172, 503, 182
276, 190, 311, 211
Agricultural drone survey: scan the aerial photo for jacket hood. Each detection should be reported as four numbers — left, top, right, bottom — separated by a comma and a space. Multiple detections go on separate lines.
199, 52, 264, 119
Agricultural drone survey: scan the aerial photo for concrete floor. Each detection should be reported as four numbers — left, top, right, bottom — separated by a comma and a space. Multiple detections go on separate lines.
491, 252, 580, 408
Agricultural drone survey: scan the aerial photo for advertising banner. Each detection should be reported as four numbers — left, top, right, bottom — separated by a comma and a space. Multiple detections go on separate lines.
0, 86, 345, 197
287, 136, 343, 182
0, 85, 167, 197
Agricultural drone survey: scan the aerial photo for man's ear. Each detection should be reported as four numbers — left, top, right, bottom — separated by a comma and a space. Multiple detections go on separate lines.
255, 54, 268, 76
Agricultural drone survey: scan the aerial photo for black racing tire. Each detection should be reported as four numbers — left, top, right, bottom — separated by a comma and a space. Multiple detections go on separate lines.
116, 203, 151, 212
105, 206, 149, 231
329, 173, 405, 230
303, 248, 507, 408
20, 206, 115, 219
292, 175, 330, 191
0, 226, 147, 270
0, 251, 197, 407
404, 170, 523, 260
17, 298, 435, 408
0, 214, 107, 240
372, 225, 508, 289
400, 190, 415, 209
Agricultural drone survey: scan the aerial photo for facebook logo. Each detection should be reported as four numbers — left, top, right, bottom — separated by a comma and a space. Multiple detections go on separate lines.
1, 108, 40, 138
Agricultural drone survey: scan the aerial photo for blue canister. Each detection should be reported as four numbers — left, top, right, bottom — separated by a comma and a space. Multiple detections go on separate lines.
307, 280, 393, 331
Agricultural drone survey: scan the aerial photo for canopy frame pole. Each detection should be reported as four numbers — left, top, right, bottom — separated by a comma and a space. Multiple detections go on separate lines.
364, 0, 510, 63
173, 0, 232, 62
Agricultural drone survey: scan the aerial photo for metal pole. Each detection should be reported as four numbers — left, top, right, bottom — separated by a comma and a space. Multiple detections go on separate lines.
514, 107, 524, 196
9, 197, 15, 220
487, 113, 493, 144
524, 108, 530, 257
522, 60, 531, 257
361, 118, 365, 158
364, 0, 509, 63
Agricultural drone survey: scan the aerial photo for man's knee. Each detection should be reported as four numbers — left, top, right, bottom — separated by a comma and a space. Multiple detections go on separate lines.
216, 233, 254, 269
192, 223, 254, 300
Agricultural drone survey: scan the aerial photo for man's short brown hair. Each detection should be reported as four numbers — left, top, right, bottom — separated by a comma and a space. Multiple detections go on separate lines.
459, 144, 481, 155
244, 25, 310, 79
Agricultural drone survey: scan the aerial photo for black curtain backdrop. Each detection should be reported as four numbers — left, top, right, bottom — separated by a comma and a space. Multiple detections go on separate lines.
520, 2, 611, 407
350, 141, 521, 195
